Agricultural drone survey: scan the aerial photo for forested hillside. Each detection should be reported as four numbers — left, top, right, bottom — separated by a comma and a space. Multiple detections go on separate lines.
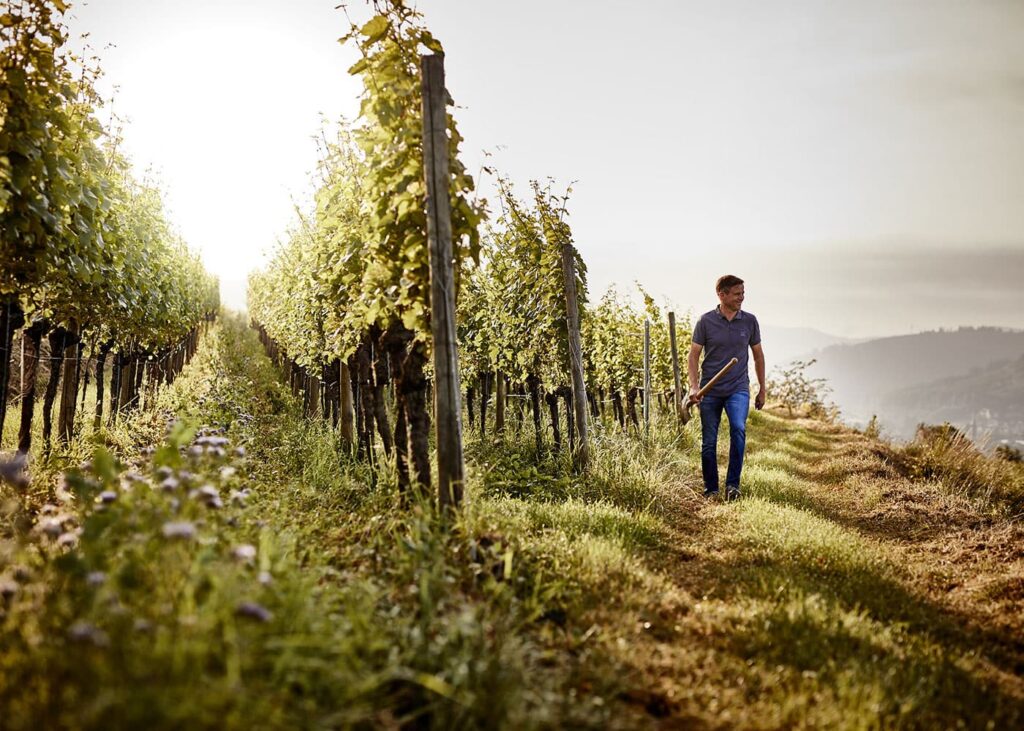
804, 328, 1024, 435
887, 355, 1024, 444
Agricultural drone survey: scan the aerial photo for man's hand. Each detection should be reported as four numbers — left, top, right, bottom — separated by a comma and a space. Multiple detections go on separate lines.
751, 343, 766, 410
686, 343, 703, 407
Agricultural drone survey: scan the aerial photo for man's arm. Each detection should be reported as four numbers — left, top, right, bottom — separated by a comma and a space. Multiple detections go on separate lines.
752, 342, 766, 409
687, 343, 703, 403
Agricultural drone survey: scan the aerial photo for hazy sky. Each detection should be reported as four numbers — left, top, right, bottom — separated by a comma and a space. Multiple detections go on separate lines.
69, 0, 1024, 338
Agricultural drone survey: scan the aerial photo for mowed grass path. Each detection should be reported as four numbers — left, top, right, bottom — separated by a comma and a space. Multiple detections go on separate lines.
616, 408, 1024, 728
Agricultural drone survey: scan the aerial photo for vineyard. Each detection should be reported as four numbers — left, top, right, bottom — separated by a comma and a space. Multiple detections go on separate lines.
2, 1, 1023, 729
0, 0, 218, 460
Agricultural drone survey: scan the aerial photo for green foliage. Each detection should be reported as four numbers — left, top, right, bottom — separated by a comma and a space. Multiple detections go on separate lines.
0, 0, 217, 347
457, 179, 586, 387
769, 358, 835, 418
344, 1, 483, 340
585, 287, 641, 394
585, 285, 690, 397
0, 0, 76, 296
637, 284, 680, 395
250, 2, 485, 368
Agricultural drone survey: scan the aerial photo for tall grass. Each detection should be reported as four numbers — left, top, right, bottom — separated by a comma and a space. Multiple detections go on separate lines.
889, 423, 1024, 514
0, 317, 674, 729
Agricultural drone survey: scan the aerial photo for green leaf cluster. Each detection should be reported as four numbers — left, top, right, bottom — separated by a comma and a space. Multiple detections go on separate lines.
345, 1, 482, 340
0, 0, 218, 348
249, 2, 484, 367
458, 180, 586, 388
584, 285, 691, 396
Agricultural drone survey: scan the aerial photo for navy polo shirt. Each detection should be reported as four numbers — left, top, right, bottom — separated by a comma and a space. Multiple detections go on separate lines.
692, 307, 761, 397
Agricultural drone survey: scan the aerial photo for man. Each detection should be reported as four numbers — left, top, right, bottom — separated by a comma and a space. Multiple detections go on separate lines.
687, 275, 766, 500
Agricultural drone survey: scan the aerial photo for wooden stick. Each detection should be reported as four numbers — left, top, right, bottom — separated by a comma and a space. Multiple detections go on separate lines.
561, 242, 590, 469
681, 357, 738, 425
668, 312, 682, 420
495, 369, 506, 435
339, 360, 354, 450
421, 53, 465, 510
643, 318, 651, 436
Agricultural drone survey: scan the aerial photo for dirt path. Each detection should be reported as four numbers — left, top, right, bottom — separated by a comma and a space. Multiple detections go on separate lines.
609, 410, 1024, 728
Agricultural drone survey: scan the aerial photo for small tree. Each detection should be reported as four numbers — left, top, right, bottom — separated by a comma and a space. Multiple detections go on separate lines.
769, 358, 835, 418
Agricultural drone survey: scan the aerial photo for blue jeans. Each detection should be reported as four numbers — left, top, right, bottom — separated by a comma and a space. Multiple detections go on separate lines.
699, 390, 750, 494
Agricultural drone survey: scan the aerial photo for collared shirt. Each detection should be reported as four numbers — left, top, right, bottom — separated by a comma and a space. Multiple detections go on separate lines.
692, 306, 761, 397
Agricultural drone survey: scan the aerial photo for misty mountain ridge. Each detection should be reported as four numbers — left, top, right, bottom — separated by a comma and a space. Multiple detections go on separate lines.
793, 326, 1024, 443
758, 324, 864, 366
886, 355, 1024, 445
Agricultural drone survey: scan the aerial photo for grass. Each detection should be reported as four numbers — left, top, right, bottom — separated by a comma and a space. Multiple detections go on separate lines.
888, 423, 1024, 514
2, 315, 1023, 729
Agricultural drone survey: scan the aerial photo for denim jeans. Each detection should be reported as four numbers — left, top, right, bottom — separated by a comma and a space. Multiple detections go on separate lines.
699, 390, 750, 494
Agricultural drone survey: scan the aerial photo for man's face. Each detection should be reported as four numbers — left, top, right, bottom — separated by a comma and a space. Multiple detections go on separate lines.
718, 284, 745, 311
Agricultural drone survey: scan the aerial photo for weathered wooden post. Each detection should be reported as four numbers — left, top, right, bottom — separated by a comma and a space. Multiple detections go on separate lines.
18, 320, 46, 455
668, 311, 682, 419
0, 301, 25, 446
561, 242, 590, 470
308, 371, 321, 420
421, 53, 465, 510
495, 370, 506, 435
57, 324, 81, 444
643, 318, 651, 437
339, 360, 355, 450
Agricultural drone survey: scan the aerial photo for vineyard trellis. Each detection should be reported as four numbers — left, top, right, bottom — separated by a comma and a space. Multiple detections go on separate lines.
240, 2, 698, 510
0, 0, 218, 455
248, 2, 484, 504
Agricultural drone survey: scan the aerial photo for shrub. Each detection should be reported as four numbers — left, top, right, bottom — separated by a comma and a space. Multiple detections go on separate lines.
889, 422, 1024, 513
995, 444, 1023, 463
769, 358, 837, 420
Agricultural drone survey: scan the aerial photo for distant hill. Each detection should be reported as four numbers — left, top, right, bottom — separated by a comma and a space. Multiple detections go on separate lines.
759, 325, 858, 366
886, 355, 1024, 445
801, 327, 1024, 439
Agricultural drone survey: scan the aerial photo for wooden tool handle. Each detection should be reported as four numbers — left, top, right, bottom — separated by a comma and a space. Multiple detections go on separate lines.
690, 357, 738, 402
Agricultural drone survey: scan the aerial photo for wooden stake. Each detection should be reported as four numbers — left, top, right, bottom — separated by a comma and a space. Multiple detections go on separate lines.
668, 311, 682, 419
495, 370, 506, 435
339, 360, 354, 450
309, 373, 321, 420
561, 242, 590, 469
643, 318, 651, 436
421, 53, 465, 510
57, 324, 81, 444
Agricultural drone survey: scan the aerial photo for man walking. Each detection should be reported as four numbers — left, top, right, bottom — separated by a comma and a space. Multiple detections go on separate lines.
687, 275, 766, 500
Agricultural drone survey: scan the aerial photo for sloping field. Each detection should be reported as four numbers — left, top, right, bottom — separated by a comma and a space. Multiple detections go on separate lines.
2, 317, 1021, 729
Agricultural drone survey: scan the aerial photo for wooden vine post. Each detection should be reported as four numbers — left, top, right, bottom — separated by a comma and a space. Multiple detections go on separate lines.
668, 311, 682, 419
495, 371, 506, 435
339, 360, 354, 450
57, 324, 81, 444
421, 53, 465, 510
643, 318, 651, 436
561, 242, 590, 470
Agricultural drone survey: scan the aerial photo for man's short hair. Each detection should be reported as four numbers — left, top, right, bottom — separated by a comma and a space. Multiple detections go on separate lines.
716, 274, 744, 293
